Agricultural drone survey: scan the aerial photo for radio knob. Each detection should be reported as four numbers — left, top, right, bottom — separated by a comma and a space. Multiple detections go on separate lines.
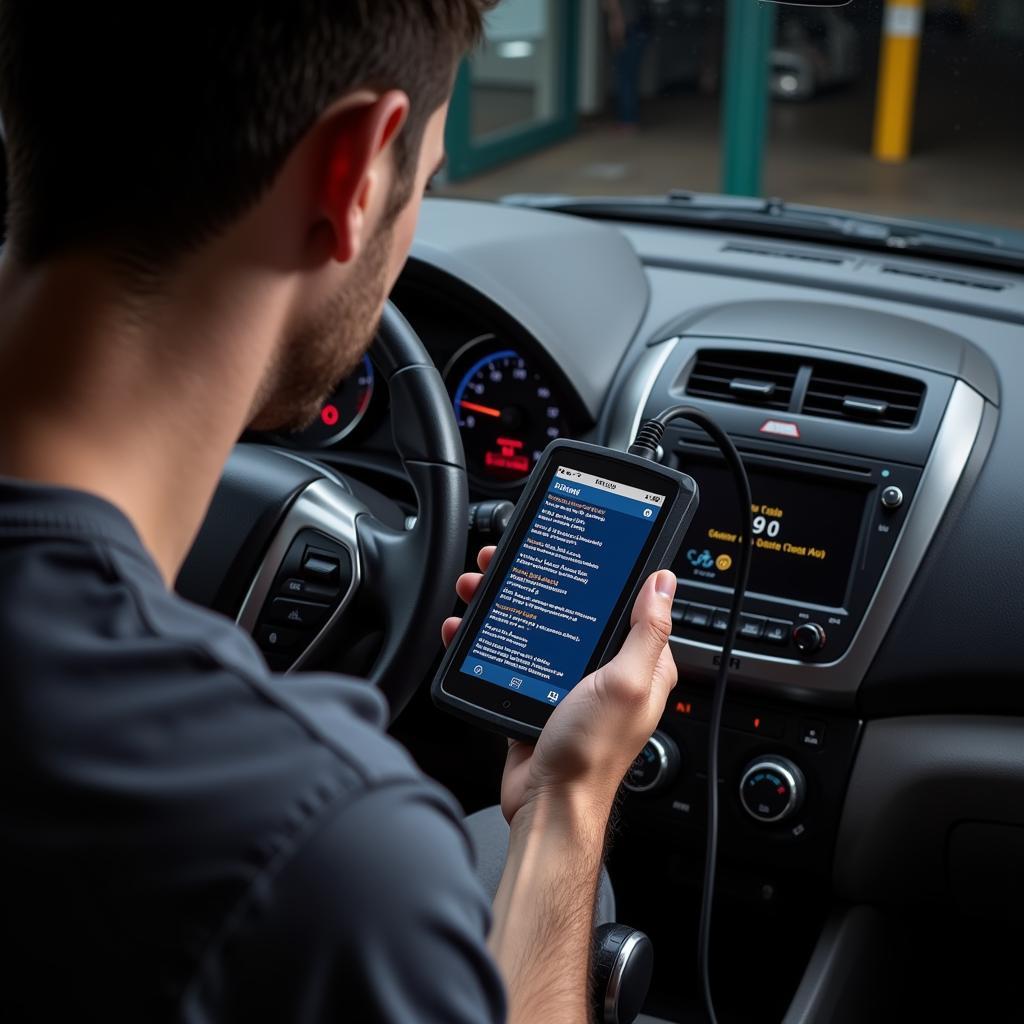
624, 731, 680, 794
740, 757, 805, 824
793, 622, 827, 656
880, 485, 904, 509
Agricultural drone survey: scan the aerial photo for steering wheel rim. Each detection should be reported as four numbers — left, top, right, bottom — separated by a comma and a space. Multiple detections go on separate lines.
179, 301, 468, 721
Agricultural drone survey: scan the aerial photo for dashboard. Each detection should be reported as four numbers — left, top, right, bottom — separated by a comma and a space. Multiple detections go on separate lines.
261, 272, 590, 498
252, 198, 1024, 942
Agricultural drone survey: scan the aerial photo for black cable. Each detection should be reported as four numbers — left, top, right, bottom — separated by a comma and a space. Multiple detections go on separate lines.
629, 405, 754, 1024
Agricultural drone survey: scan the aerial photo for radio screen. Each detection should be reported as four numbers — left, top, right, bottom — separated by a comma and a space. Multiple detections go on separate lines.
675, 463, 865, 608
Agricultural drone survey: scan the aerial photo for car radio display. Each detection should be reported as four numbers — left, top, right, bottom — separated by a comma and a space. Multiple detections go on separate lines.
675, 463, 866, 609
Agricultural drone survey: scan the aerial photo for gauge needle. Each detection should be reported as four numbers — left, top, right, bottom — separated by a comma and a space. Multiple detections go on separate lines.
460, 400, 502, 418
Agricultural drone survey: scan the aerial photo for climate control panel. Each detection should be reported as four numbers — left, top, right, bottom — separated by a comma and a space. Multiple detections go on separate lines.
622, 689, 861, 877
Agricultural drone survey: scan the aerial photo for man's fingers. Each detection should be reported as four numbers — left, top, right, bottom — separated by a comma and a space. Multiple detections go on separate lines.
603, 570, 676, 701
477, 546, 496, 572
441, 616, 462, 648
455, 572, 483, 605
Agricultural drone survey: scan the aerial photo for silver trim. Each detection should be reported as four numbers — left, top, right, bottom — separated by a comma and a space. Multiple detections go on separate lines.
236, 478, 369, 672
603, 930, 648, 1024
739, 759, 803, 825
668, 380, 988, 704
607, 336, 682, 452
623, 733, 672, 794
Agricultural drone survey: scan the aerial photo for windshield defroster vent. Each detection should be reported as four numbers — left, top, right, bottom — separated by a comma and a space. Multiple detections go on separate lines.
721, 242, 850, 267
803, 360, 925, 428
879, 264, 1007, 292
686, 350, 800, 411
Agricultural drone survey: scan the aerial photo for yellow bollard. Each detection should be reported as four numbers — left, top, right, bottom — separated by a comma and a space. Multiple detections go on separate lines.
873, 0, 925, 164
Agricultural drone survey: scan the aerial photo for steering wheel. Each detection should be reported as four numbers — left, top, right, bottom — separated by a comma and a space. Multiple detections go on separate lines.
177, 302, 468, 720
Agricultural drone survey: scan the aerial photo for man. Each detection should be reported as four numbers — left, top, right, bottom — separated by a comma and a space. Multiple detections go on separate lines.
0, 4, 678, 1023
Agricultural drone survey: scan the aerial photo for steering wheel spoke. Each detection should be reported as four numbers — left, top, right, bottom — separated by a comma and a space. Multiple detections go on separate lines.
236, 478, 368, 673
179, 301, 468, 719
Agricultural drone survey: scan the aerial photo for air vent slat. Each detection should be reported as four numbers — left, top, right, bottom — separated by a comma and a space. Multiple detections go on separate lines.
685, 349, 800, 411
806, 376, 921, 399
803, 359, 925, 428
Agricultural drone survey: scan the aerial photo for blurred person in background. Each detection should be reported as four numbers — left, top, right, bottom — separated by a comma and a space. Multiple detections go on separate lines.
605, 0, 654, 128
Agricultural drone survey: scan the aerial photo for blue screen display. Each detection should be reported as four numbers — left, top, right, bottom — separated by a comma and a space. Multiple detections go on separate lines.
460, 466, 664, 707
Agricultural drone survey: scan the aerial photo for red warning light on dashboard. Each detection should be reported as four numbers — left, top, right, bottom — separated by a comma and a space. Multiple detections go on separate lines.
486, 451, 530, 473
485, 436, 529, 473
759, 419, 800, 439
753, 717, 762, 730
675, 701, 693, 716
321, 404, 340, 427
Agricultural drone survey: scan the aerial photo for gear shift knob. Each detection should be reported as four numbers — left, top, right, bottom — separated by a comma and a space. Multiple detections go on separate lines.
593, 923, 654, 1024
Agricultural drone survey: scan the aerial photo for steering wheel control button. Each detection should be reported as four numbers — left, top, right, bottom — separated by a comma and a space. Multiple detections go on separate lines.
738, 614, 766, 641
880, 485, 905, 510
624, 732, 681, 794
280, 577, 339, 601
799, 719, 827, 750
739, 757, 805, 825
793, 621, 827, 656
763, 619, 792, 645
257, 626, 300, 652
682, 603, 713, 629
269, 598, 332, 631
301, 551, 342, 583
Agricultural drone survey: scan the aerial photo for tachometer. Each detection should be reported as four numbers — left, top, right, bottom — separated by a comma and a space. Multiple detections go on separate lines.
447, 342, 566, 485
277, 355, 375, 448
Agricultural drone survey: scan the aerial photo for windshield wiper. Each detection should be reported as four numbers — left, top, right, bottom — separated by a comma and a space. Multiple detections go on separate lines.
501, 191, 1024, 274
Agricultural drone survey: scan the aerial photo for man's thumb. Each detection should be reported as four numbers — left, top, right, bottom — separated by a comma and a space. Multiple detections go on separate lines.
610, 570, 676, 683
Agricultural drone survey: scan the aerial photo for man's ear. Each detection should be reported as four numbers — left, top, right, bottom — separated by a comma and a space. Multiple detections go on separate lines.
317, 91, 411, 264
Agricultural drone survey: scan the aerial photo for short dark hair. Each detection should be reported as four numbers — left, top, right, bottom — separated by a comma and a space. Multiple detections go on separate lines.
0, 2, 495, 273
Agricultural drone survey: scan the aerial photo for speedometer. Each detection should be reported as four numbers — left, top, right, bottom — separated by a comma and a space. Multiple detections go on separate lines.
447, 342, 566, 485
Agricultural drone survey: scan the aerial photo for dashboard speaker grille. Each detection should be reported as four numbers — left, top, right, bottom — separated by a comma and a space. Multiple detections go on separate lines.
686, 350, 800, 411
803, 360, 925, 428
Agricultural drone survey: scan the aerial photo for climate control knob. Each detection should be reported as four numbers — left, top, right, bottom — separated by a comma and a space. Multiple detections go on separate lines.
793, 622, 827, 656
624, 731, 681, 794
739, 757, 805, 824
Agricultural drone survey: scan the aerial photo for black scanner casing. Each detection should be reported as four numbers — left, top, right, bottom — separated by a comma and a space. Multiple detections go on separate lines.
431, 439, 699, 741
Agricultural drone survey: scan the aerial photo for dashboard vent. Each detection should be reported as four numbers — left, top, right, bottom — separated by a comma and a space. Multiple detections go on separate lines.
803, 360, 925, 428
721, 242, 849, 267
686, 350, 800, 410
880, 264, 1007, 292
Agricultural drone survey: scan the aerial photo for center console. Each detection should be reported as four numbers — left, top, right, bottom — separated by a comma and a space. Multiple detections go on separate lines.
607, 307, 990, 883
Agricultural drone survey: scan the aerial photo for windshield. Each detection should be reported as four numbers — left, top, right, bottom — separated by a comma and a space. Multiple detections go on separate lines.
438, 0, 1023, 242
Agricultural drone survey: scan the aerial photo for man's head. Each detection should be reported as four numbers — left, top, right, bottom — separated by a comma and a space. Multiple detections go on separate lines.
0, 2, 496, 430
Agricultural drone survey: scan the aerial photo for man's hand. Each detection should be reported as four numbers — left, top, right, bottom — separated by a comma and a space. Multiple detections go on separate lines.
442, 547, 678, 824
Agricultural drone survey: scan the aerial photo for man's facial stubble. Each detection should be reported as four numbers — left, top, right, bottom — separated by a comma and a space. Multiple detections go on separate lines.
248, 222, 394, 434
